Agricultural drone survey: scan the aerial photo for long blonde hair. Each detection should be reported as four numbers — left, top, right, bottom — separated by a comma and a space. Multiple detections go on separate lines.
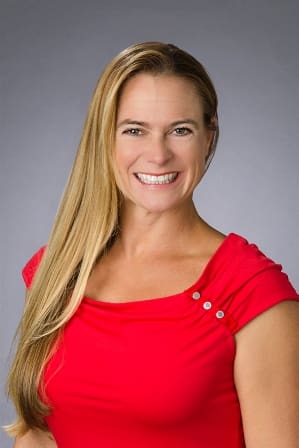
6, 41, 219, 435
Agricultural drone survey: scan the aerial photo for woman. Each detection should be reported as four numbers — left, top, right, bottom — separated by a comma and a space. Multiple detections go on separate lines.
7, 42, 299, 447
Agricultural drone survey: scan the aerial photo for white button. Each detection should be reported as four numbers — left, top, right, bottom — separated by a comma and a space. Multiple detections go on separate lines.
192, 291, 201, 300
216, 310, 225, 319
203, 301, 212, 310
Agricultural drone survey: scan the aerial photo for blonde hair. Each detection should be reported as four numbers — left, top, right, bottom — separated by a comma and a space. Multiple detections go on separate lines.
6, 41, 219, 436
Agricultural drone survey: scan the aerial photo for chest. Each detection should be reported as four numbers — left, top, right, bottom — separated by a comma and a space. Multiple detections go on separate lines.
44, 299, 236, 426
43, 294, 246, 447
85, 256, 208, 302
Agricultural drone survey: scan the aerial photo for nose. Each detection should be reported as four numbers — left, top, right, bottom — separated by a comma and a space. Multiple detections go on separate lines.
147, 135, 172, 165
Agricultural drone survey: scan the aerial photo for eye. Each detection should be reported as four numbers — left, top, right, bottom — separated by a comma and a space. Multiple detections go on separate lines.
173, 127, 192, 136
123, 128, 143, 136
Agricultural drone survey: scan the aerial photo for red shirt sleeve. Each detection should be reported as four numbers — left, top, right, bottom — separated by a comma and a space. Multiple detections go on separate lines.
227, 265, 299, 334
198, 234, 299, 335
22, 246, 46, 288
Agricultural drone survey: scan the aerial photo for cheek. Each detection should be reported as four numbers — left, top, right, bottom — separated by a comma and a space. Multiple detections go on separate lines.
196, 136, 211, 166
112, 147, 138, 194
182, 140, 207, 167
113, 140, 139, 172
113, 148, 128, 176
111, 144, 124, 184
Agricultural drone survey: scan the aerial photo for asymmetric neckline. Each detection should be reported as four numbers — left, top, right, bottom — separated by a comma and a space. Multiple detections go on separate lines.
82, 232, 239, 308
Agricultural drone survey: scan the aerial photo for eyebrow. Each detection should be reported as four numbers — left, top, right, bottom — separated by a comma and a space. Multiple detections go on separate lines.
116, 118, 200, 129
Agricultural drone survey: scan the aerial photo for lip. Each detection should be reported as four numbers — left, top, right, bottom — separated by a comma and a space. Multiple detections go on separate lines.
134, 171, 179, 176
133, 171, 180, 186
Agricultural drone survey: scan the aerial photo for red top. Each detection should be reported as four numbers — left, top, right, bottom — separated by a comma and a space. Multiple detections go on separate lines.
22, 233, 299, 448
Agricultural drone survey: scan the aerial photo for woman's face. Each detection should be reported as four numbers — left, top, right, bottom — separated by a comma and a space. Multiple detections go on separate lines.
114, 73, 213, 215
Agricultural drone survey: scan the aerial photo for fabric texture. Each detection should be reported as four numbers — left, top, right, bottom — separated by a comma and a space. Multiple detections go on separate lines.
22, 233, 299, 447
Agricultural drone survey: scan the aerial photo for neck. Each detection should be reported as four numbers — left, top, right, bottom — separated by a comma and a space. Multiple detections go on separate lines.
114, 200, 212, 259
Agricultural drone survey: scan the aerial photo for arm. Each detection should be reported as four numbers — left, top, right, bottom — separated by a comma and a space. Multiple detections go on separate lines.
14, 429, 57, 448
234, 300, 299, 447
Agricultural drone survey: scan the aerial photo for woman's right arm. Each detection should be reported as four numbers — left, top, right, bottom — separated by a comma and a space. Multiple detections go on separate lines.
14, 429, 57, 447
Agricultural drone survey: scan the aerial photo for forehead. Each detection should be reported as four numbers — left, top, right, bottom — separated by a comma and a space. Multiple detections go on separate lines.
117, 73, 204, 122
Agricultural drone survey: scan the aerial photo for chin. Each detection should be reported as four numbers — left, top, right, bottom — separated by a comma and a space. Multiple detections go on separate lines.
137, 198, 186, 214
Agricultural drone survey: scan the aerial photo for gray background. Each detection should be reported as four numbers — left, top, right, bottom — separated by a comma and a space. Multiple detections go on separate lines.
1, 0, 298, 446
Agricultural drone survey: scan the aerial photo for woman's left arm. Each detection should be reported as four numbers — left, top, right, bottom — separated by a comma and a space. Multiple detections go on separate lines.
234, 300, 299, 447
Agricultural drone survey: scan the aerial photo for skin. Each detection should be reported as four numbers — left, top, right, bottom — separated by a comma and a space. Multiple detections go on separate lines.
113, 73, 213, 217
14, 429, 57, 447
234, 300, 299, 447
86, 74, 224, 303
15, 73, 299, 446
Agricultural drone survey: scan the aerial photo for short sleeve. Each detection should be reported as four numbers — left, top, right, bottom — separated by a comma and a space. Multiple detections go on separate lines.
227, 266, 299, 334
22, 246, 46, 288
196, 234, 299, 335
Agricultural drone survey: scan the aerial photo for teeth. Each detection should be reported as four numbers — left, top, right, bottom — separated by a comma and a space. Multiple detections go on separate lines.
136, 172, 178, 185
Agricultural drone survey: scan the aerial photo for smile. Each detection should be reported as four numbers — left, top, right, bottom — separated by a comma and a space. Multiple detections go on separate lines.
135, 172, 178, 185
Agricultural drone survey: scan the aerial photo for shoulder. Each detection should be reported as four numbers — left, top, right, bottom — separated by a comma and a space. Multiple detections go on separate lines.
22, 246, 46, 288
200, 233, 299, 334
203, 232, 295, 293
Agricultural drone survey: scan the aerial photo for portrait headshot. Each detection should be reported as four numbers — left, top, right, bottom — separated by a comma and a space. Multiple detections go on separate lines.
1, 1, 299, 447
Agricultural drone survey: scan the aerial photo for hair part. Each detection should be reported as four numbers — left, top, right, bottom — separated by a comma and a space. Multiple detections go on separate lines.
6, 41, 219, 436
